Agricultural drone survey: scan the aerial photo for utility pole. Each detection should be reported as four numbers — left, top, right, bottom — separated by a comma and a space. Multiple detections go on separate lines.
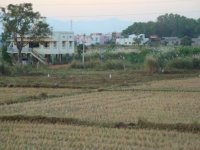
82, 34, 85, 67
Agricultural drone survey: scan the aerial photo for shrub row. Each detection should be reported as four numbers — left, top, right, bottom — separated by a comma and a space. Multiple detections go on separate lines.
0, 63, 44, 76
71, 59, 130, 70
166, 57, 200, 69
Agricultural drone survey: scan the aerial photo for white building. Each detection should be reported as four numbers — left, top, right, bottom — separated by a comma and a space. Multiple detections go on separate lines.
75, 33, 113, 46
75, 34, 92, 46
91, 33, 102, 45
7, 31, 75, 64
116, 34, 149, 46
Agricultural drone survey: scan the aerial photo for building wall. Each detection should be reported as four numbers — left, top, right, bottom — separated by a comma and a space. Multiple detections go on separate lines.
91, 33, 102, 45
7, 32, 75, 55
75, 33, 113, 46
192, 37, 200, 46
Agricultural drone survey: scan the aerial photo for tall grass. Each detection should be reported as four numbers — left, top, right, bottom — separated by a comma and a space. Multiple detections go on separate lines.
166, 57, 193, 69
166, 57, 200, 70
144, 56, 159, 74
71, 59, 130, 70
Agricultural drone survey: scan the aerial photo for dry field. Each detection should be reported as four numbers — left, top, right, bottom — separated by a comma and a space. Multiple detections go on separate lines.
0, 122, 200, 150
135, 77, 200, 91
0, 90, 200, 124
1, 76, 200, 149
0, 70, 198, 89
0, 87, 85, 104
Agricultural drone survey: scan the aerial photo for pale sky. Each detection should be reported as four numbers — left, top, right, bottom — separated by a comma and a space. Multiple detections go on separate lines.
0, 0, 200, 34
1, 0, 200, 20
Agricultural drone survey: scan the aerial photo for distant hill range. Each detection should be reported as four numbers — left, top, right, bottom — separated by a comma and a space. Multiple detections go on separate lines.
46, 18, 132, 34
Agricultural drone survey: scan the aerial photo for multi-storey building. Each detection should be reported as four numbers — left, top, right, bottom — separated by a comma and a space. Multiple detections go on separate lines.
7, 31, 74, 64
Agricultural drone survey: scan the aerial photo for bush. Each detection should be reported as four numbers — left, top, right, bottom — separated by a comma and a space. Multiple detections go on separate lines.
102, 60, 127, 70
177, 47, 200, 56
181, 36, 192, 46
85, 60, 101, 69
71, 60, 84, 69
71, 59, 130, 70
0, 63, 11, 75
10, 64, 35, 75
192, 57, 200, 69
144, 56, 159, 74
70, 59, 101, 69
126, 52, 145, 63
1, 46, 12, 64
166, 57, 193, 69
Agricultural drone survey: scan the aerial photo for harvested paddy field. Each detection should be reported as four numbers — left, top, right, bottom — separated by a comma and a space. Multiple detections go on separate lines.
135, 77, 200, 91
1, 122, 200, 150
0, 90, 200, 124
1, 71, 200, 149
0, 87, 87, 105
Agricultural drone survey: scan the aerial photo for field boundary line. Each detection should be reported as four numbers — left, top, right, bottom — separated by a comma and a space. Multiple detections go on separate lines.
0, 90, 95, 106
0, 115, 200, 133
0, 84, 98, 89
105, 88, 200, 93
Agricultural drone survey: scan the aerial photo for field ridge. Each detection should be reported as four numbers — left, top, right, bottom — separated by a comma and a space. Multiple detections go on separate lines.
1, 115, 200, 133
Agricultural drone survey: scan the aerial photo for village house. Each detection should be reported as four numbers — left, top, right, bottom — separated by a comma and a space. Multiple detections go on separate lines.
161, 37, 181, 46
7, 31, 75, 64
75, 34, 92, 46
149, 35, 161, 46
75, 33, 112, 46
111, 32, 121, 43
91, 33, 103, 45
116, 34, 149, 46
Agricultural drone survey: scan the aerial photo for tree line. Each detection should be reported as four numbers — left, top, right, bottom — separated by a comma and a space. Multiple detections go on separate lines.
122, 13, 200, 38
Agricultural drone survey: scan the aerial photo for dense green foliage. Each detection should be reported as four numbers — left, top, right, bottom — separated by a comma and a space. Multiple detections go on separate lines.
122, 13, 200, 38
181, 36, 192, 46
1, 44, 200, 73
154, 47, 200, 70
1, 46, 11, 64
70, 46, 200, 71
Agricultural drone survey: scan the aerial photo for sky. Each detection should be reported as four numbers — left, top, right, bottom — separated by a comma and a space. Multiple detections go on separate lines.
0, 0, 200, 34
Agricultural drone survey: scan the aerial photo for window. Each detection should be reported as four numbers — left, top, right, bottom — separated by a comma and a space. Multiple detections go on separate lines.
53, 41, 57, 48
29, 42, 39, 48
44, 42, 50, 48
62, 41, 66, 48
69, 41, 73, 47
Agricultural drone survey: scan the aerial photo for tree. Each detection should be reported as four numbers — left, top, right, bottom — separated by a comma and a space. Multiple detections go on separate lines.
1, 32, 12, 64
77, 44, 87, 58
122, 13, 200, 38
0, 3, 52, 63
181, 36, 192, 46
